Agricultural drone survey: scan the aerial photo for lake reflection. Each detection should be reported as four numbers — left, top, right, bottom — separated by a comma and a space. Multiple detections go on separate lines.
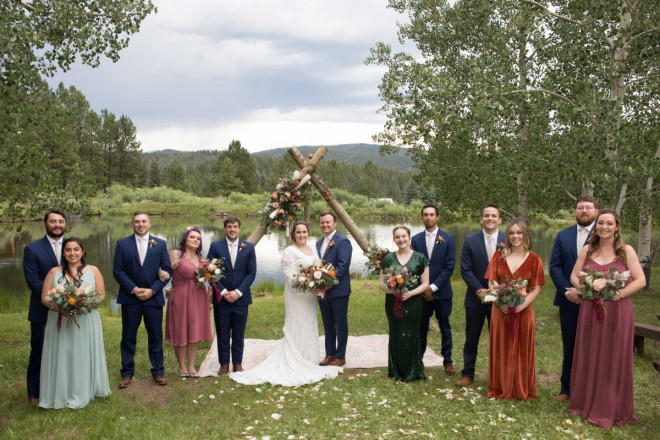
2, 216, 655, 302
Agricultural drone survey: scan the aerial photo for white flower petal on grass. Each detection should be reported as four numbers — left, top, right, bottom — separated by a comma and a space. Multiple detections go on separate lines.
271, 413, 281, 420
193, 399, 198, 404
377, 399, 387, 405
209, 394, 215, 399
246, 426, 254, 431
303, 419, 310, 425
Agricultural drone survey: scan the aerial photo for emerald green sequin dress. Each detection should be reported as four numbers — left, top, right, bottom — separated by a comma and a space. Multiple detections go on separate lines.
381, 251, 428, 382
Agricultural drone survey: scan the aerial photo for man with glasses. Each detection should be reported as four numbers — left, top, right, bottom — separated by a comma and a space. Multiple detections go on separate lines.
549, 196, 598, 402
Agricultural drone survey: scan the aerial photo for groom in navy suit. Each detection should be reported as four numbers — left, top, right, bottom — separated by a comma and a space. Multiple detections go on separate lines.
317, 211, 352, 367
456, 205, 505, 386
113, 211, 172, 388
207, 216, 256, 375
23, 209, 66, 405
549, 196, 598, 401
412, 204, 455, 374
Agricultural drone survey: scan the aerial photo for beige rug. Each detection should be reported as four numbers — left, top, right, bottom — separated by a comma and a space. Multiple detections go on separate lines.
198, 334, 445, 377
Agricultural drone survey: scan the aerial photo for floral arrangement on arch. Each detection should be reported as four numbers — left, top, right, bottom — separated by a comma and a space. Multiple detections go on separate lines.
259, 170, 311, 233
364, 244, 390, 276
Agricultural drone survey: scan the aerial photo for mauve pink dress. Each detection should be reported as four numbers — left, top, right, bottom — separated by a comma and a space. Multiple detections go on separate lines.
165, 257, 213, 346
569, 258, 639, 430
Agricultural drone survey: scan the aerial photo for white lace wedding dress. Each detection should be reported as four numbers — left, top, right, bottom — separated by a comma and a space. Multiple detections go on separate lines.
230, 245, 342, 386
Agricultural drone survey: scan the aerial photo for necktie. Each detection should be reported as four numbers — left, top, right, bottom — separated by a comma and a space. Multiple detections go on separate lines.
577, 227, 588, 253
138, 238, 146, 265
426, 233, 434, 257
320, 238, 328, 257
230, 242, 237, 267
487, 235, 494, 261
53, 241, 61, 265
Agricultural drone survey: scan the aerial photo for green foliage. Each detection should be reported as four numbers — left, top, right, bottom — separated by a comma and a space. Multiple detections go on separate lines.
1, 0, 156, 90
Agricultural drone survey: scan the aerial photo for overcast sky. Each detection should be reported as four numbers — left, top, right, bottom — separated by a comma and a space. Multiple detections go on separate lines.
49, 1, 407, 153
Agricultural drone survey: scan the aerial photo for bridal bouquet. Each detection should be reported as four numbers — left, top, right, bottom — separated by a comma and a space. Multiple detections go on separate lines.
383, 267, 420, 319
292, 260, 339, 299
576, 266, 630, 322
364, 244, 390, 276
196, 258, 225, 300
45, 283, 103, 330
482, 278, 528, 338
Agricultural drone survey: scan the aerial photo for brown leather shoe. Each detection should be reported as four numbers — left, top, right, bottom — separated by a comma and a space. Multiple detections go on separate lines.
153, 375, 168, 386
118, 377, 132, 389
444, 363, 455, 375
26, 397, 39, 405
319, 356, 335, 366
218, 364, 230, 375
553, 393, 570, 402
455, 376, 473, 386
329, 358, 346, 367
233, 364, 244, 372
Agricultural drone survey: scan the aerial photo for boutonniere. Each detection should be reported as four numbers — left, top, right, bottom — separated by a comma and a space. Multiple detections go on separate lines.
496, 242, 505, 251
435, 235, 444, 246
328, 240, 335, 248
238, 242, 246, 252
148, 239, 157, 249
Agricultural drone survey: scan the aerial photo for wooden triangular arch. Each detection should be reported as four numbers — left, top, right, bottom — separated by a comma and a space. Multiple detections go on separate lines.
246, 146, 369, 253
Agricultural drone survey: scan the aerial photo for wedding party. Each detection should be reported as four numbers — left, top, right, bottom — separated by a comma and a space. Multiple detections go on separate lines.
19, 198, 649, 433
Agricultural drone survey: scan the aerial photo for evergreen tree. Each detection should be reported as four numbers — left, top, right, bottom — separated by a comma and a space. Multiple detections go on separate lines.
149, 160, 161, 187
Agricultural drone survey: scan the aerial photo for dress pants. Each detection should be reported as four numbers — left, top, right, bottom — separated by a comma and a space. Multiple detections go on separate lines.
461, 304, 492, 378
213, 303, 248, 365
420, 297, 453, 364
27, 320, 47, 398
120, 303, 165, 377
319, 296, 349, 359
559, 306, 580, 395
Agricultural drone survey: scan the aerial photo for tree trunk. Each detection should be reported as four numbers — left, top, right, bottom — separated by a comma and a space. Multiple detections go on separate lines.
637, 143, 660, 291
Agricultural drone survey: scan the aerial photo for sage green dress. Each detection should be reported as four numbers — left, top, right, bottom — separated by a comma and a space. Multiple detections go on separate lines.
39, 269, 111, 409
381, 251, 429, 382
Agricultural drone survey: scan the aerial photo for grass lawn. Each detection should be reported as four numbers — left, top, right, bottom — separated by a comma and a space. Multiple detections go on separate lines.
1, 274, 658, 439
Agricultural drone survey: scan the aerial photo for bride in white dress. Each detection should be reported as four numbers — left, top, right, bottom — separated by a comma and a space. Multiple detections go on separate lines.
230, 221, 343, 386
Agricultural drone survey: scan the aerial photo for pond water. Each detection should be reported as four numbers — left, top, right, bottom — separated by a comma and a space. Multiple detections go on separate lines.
1, 215, 655, 304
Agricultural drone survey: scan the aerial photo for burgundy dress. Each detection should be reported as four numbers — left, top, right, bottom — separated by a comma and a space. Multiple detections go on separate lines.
485, 251, 545, 400
165, 257, 213, 346
569, 259, 639, 430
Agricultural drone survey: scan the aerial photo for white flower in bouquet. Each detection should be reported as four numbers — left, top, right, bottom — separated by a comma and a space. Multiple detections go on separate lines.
198, 277, 205, 284
55, 284, 65, 293
208, 263, 216, 271
308, 281, 315, 288
214, 269, 221, 274
592, 278, 608, 291
293, 170, 301, 179
313, 270, 323, 280
298, 275, 307, 284
482, 293, 498, 303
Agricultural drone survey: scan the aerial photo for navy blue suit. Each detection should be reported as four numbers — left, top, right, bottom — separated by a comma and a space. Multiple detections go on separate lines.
23, 236, 61, 398
460, 230, 505, 378
207, 239, 256, 365
411, 229, 455, 363
316, 232, 352, 359
550, 224, 588, 396
113, 235, 172, 378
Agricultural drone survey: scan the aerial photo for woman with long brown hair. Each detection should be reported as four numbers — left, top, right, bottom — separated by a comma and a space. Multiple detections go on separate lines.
485, 218, 545, 400
568, 209, 645, 429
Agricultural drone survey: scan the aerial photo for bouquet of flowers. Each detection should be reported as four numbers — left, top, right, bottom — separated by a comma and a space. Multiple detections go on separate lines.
45, 283, 103, 330
383, 267, 420, 319
364, 244, 390, 276
482, 278, 528, 338
291, 260, 339, 299
259, 170, 311, 233
576, 266, 630, 322
195, 258, 225, 298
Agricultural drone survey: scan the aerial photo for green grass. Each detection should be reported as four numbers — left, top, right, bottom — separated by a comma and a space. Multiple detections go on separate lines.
1, 274, 659, 439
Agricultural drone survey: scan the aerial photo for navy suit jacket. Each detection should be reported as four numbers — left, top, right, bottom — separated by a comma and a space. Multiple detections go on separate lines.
113, 235, 172, 306
411, 229, 455, 300
460, 230, 506, 309
23, 236, 61, 322
207, 239, 256, 307
550, 224, 586, 310
316, 232, 352, 299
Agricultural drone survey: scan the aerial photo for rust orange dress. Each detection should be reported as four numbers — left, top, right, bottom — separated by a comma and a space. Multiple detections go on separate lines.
485, 250, 545, 400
